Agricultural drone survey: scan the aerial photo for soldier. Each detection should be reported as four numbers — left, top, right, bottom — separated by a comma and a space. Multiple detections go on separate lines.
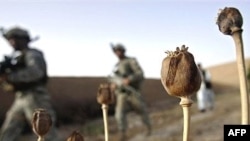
0, 26, 60, 141
109, 43, 151, 141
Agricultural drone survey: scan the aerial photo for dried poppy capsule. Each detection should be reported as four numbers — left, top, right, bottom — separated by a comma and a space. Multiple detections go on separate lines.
216, 7, 249, 124
67, 131, 84, 141
97, 83, 115, 105
216, 7, 243, 35
32, 108, 52, 138
161, 45, 201, 97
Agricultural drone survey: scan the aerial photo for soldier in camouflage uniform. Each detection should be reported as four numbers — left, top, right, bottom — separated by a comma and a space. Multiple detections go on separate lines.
0, 26, 60, 141
110, 43, 151, 141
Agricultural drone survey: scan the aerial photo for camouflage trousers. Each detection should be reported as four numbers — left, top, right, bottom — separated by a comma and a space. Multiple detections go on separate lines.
0, 89, 60, 141
114, 90, 151, 134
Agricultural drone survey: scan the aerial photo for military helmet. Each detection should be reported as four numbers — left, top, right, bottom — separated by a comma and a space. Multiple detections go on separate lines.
3, 26, 31, 41
111, 43, 126, 52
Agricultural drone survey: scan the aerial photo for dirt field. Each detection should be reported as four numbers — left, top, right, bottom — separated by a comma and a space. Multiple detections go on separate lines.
19, 88, 243, 141
0, 58, 249, 141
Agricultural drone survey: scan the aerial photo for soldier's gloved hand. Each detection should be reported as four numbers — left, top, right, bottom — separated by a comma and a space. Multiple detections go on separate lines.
123, 78, 130, 86
0, 74, 13, 92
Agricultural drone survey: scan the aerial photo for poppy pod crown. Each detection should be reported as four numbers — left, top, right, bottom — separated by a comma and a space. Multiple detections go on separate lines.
161, 45, 201, 97
97, 83, 115, 105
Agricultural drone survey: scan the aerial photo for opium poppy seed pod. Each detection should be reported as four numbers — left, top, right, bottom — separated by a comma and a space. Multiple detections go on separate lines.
216, 7, 249, 124
67, 131, 84, 141
97, 83, 114, 141
161, 45, 202, 141
216, 7, 243, 35
97, 83, 115, 105
32, 108, 52, 141
161, 45, 201, 97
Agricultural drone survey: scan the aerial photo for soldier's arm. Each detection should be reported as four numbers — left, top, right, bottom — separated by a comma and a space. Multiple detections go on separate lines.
7, 50, 47, 84
127, 58, 144, 83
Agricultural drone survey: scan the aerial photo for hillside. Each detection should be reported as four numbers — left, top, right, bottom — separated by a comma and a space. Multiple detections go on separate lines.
0, 76, 176, 125
208, 58, 250, 93
0, 58, 249, 141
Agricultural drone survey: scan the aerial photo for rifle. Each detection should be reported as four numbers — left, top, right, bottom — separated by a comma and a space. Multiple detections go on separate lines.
0, 52, 24, 75
0, 56, 15, 91
0, 56, 16, 74
107, 72, 141, 97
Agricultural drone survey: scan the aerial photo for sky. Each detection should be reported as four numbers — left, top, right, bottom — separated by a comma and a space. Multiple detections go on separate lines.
0, 0, 249, 79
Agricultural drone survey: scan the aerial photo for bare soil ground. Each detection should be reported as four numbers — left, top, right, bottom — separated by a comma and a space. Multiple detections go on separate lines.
19, 90, 243, 141
1, 58, 249, 141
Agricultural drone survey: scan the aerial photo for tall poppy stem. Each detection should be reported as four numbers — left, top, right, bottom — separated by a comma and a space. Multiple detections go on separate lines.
37, 136, 45, 141
102, 104, 109, 141
180, 96, 193, 141
232, 29, 249, 124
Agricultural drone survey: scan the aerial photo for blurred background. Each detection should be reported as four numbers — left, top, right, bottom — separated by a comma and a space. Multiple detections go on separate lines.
0, 0, 250, 141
